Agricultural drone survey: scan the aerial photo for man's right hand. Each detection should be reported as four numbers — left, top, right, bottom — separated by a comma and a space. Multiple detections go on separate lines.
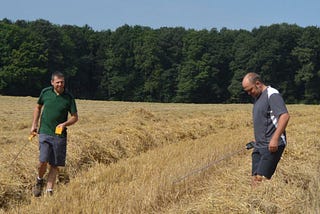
29, 128, 37, 141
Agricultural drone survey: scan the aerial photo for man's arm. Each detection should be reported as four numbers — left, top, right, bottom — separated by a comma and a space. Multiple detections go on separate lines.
269, 112, 290, 152
57, 112, 78, 129
31, 104, 43, 133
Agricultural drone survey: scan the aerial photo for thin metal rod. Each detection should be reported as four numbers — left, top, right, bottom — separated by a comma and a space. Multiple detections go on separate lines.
9, 141, 29, 165
172, 147, 245, 184
8, 134, 36, 166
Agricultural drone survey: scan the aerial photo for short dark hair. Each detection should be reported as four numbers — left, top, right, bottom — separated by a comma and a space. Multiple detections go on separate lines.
51, 71, 64, 81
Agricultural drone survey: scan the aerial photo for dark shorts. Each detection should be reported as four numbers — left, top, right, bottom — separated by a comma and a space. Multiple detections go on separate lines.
252, 145, 285, 179
39, 134, 67, 166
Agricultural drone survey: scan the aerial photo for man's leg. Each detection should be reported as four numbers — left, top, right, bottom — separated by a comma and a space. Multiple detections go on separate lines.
251, 148, 261, 187
34, 134, 50, 197
251, 146, 285, 187
44, 136, 67, 195
46, 136, 67, 195
46, 165, 58, 192
38, 161, 47, 178
256, 146, 285, 179
251, 175, 267, 187
33, 162, 47, 197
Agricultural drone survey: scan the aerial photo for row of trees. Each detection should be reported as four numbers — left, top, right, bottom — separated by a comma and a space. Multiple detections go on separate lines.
0, 18, 319, 103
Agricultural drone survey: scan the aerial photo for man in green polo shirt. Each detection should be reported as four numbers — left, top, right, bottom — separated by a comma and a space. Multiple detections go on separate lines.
30, 71, 78, 196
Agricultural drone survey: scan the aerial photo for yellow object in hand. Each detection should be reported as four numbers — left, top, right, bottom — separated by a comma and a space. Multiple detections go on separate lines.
55, 126, 63, 135
28, 134, 35, 141
28, 130, 37, 141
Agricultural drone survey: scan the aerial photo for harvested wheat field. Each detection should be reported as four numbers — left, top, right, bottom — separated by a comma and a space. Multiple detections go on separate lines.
0, 95, 319, 213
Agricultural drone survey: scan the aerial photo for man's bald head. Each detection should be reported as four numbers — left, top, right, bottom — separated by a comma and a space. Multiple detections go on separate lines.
242, 72, 262, 86
242, 72, 265, 98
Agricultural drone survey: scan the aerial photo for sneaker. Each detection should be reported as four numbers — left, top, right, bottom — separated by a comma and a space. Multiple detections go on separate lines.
33, 178, 44, 197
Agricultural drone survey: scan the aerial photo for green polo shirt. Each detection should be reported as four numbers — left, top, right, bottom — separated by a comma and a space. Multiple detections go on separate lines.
38, 86, 77, 137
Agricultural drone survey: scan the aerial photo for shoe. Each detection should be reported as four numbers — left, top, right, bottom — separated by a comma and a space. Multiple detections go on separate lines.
33, 178, 44, 197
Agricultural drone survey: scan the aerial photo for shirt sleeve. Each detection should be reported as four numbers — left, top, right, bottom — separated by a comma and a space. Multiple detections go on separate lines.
269, 93, 288, 118
37, 90, 45, 105
69, 98, 77, 114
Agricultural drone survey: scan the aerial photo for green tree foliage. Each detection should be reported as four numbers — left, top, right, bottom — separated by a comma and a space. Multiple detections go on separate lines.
60, 24, 103, 98
0, 19, 319, 103
227, 30, 254, 102
176, 29, 232, 103
0, 21, 47, 95
99, 25, 138, 101
292, 26, 320, 103
156, 27, 185, 102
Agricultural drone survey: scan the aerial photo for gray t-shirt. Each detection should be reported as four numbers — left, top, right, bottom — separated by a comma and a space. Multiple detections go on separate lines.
253, 86, 288, 148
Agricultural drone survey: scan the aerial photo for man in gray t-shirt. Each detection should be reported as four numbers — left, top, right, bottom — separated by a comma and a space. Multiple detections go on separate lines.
242, 72, 290, 186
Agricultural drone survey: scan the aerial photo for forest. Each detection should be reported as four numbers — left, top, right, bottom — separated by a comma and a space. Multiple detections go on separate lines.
0, 18, 319, 103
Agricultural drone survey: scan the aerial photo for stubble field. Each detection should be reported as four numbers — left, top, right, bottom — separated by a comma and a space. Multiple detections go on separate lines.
0, 96, 319, 213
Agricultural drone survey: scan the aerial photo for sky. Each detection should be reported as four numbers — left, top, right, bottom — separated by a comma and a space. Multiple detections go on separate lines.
1, 0, 319, 31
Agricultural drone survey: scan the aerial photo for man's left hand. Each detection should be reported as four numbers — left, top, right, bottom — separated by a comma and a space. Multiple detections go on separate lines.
269, 139, 278, 152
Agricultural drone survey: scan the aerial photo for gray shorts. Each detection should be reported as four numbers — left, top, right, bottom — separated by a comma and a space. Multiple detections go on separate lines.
252, 145, 285, 179
39, 134, 67, 166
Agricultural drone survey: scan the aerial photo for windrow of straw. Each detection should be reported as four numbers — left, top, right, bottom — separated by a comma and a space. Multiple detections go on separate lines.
0, 97, 251, 212
0, 96, 319, 213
